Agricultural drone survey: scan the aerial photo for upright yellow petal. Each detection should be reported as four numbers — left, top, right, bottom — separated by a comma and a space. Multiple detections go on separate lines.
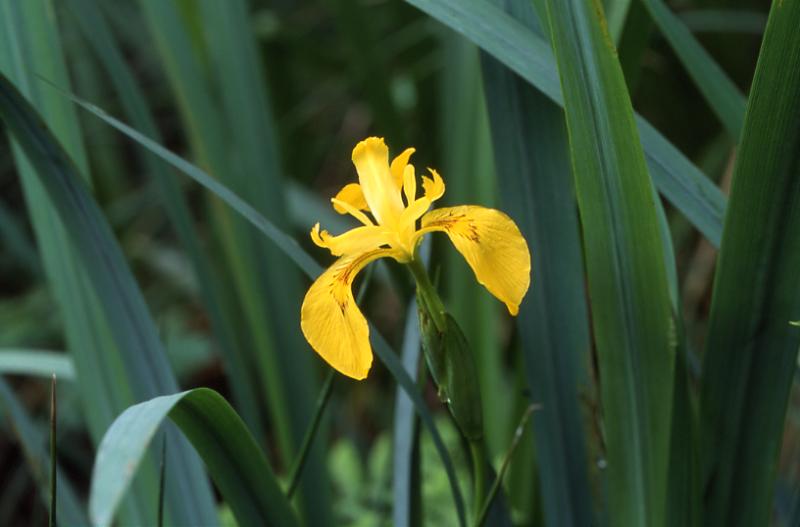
391, 147, 415, 188
301, 249, 397, 379
352, 137, 404, 225
421, 168, 445, 202
418, 206, 531, 315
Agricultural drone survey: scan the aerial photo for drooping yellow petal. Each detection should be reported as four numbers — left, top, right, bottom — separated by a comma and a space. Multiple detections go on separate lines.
333, 183, 369, 213
301, 249, 398, 379
310, 223, 389, 256
418, 205, 531, 315
352, 137, 404, 225
391, 147, 415, 188
421, 168, 445, 202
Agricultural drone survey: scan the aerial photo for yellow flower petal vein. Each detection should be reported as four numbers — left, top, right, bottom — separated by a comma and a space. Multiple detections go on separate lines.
301, 248, 400, 380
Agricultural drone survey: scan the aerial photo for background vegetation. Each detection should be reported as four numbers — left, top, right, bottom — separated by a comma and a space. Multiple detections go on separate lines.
0, 0, 798, 526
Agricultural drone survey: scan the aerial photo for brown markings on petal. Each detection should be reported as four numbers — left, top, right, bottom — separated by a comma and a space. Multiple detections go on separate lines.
426, 213, 480, 242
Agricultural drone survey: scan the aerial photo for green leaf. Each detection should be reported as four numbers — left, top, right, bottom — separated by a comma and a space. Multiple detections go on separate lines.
59, 87, 468, 527
392, 300, 423, 527
438, 33, 508, 458
0, 377, 87, 527
542, 1, 676, 526
0, 3, 217, 524
130, 8, 333, 514
0, 350, 75, 380
402, 0, 726, 246
56, 91, 321, 277
480, 1, 593, 526
63, 0, 265, 440
89, 388, 298, 527
372, 326, 467, 527
700, 2, 800, 525
638, 0, 746, 138
679, 9, 767, 35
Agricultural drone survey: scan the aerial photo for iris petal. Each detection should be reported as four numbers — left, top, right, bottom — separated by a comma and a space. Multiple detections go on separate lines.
391, 147, 415, 188
352, 137, 405, 225
301, 248, 399, 379
418, 205, 531, 315
333, 183, 369, 213
421, 168, 445, 202
311, 224, 390, 256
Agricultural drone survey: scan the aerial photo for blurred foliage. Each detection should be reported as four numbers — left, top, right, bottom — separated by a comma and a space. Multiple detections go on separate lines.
1, 0, 799, 526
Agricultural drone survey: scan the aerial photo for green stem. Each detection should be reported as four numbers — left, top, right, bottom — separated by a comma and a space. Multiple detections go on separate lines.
470, 440, 486, 526
286, 368, 335, 499
473, 404, 538, 527
49, 374, 56, 527
407, 257, 446, 331
158, 436, 166, 527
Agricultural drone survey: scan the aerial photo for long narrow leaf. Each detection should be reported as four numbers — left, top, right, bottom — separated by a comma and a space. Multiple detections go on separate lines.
0, 378, 87, 526
639, 0, 746, 138
700, 2, 800, 525
0, 71, 218, 527
392, 300, 423, 527
0, 3, 217, 523
542, 1, 676, 526
480, 1, 593, 526
60, 87, 468, 527
89, 388, 298, 527
0, 350, 75, 380
402, 0, 726, 246
64, 0, 265, 439
134, 6, 330, 517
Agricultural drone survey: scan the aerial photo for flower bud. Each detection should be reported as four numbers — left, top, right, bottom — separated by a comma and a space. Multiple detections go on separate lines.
419, 306, 484, 441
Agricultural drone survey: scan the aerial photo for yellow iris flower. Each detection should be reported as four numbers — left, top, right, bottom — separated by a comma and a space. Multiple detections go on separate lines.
301, 137, 531, 380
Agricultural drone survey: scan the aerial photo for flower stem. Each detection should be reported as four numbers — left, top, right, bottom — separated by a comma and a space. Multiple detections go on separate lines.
470, 440, 486, 526
49, 374, 57, 527
407, 257, 446, 331
286, 368, 335, 499
473, 404, 538, 527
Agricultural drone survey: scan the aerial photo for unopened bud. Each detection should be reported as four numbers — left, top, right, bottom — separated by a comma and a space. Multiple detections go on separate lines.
419, 306, 483, 441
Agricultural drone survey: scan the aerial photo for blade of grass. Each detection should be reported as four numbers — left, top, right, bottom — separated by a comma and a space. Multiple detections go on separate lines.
0, 70, 218, 527
286, 369, 335, 499
0, 202, 40, 274
158, 437, 166, 527
43, 84, 469, 527
439, 33, 508, 458
700, 3, 800, 525
475, 404, 537, 527
480, 1, 594, 525
542, 1, 676, 526
402, 0, 726, 246
603, 0, 633, 42
617, 0, 654, 94
666, 329, 701, 527
49, 374, 56, 527
134, 5, 330, 514
0, 2, 216, 524
0, 378, 87, 527
393, 299, 423, 527
326, 0, 405, 145
53, 88, 320, 276
638, 0, 746, 138
0, 350, 75, 380
89, 388, 298, 527
63, 0, 265, 438
372, 326, 467, 527
679, 9, 767, 35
